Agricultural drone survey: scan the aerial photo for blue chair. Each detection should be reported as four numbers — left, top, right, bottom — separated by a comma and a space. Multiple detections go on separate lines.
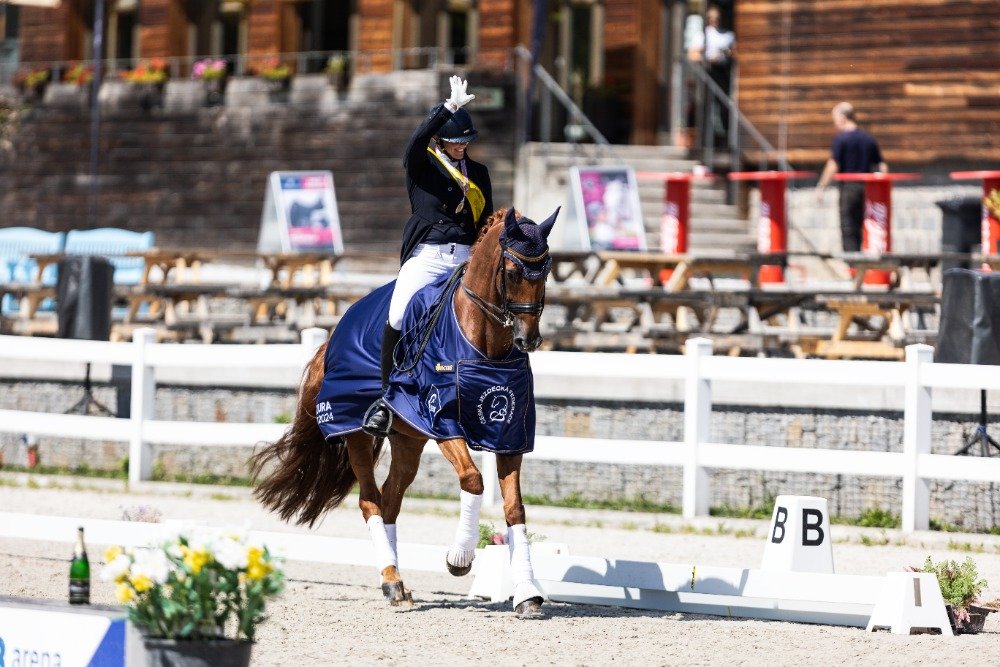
64, 228, 156, 285
0, 227, 66, 314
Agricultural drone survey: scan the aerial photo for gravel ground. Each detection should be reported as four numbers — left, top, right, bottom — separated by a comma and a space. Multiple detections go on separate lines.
1, 474, 999, 666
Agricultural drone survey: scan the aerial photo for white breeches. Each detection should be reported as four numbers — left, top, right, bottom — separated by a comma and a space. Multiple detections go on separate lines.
388, 243, 470, 330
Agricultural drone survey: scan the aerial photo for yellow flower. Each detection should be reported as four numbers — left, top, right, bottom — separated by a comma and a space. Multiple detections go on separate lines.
183, 549, 211, 575
104, 545, 123, 563
130, 574, 153, 593
116, 583, 136, 602
246, 546, 272, 581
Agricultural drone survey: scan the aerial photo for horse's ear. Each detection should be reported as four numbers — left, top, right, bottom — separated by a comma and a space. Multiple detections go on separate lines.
538, 206, 560, 240
503, 207, 519, 235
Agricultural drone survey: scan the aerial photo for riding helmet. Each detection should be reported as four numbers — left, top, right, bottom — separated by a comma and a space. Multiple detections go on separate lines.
438, 108, 479, 143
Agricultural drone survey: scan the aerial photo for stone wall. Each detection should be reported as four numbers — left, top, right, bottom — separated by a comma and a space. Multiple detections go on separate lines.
0, 70, 518, 253
2, 376, 997, 532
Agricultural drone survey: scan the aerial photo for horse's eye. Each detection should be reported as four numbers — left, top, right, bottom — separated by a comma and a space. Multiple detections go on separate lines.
505, 268, 520, 283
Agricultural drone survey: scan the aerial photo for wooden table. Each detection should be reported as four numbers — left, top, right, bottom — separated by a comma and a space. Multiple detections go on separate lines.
811, 292, 939, 360
593, 251, 776, 291
835, 252, 971, 291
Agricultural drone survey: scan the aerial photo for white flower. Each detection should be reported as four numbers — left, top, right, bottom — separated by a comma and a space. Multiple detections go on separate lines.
101, 554, 132, 581
214, 538, 248, 570
131, 547, 172, 585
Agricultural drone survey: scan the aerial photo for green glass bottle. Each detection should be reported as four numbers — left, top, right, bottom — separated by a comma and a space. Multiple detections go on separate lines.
69, 526, 90, 604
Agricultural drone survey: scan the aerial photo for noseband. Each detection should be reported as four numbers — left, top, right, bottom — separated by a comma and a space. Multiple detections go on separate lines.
461, 234, 550, 329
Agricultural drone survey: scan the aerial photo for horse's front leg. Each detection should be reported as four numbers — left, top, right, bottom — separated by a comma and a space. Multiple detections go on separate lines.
437, 437, 485, 576
497, 453, 545, 619
345, 433, 409, 607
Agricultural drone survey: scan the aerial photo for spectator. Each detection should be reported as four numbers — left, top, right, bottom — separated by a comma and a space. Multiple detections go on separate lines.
687, 5, 736, 144
815, 102, 889, 252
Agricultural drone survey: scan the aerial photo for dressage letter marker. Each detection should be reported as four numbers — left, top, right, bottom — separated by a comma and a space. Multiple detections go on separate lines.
760, 496, 834, 574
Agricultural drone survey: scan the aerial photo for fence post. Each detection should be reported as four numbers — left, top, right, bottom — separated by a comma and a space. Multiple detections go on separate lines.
129, 328, 157, 483
902, 344, 933, 532
683, 337, 713, 518
300, 327, 329, 355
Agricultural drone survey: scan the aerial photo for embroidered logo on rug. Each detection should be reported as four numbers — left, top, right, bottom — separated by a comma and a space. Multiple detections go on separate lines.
434, 362, 454, 372
426, 386, 442, 417
477, 385, 516, 425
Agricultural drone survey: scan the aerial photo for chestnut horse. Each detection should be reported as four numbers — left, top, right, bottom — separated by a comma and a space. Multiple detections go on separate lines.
251, 207, 558, 619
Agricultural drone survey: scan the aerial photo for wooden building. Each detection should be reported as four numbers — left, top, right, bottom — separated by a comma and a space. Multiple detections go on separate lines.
4, 0, 999, 167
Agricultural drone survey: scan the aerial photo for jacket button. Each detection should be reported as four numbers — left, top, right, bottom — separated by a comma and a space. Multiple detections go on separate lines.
448, 187, 453, 191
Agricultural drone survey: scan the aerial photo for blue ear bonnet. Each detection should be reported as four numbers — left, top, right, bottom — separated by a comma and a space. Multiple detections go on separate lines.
500, 216, 552, 280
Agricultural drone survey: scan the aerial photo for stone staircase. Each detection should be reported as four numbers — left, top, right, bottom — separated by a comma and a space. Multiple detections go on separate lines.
515, 142, 754, 253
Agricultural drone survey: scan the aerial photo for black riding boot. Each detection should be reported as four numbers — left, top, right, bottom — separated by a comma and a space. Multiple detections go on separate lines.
362, 323, 401, 438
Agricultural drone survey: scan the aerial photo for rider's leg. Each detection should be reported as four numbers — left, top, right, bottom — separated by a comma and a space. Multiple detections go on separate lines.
363, 244, 468, 437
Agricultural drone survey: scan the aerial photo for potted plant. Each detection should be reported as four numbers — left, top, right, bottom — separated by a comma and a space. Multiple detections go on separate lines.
15, 68, 51, 102
255, 56, 292, 102
103, 527, 284, 665
192, 57, 228, 106
323, 54, 348, 92
64, 62, 95, 88
120, 58, 170, 110
916, 556, 996, 634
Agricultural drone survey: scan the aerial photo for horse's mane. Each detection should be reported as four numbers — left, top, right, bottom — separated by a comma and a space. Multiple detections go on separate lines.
470, 208, 512, 256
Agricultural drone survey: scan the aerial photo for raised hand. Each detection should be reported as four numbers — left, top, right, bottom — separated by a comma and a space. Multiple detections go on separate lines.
446, 75, 475, 111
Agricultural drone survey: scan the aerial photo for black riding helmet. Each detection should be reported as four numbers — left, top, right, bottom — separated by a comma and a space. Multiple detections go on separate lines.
437, 107, 479, 144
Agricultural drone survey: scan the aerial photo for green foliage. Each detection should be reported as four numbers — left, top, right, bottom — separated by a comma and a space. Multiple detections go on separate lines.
273, 412, 293, 424
477, 521, 498, 549
103, 529, 284, 641
921, 556, 988, 610
855, 507, 901, 529
521, 492, 679, 514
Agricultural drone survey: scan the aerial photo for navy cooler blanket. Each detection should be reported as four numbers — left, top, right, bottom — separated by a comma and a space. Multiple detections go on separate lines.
385, 272, 535, 454
315, 272, 536, 454
315, 281, 394, 442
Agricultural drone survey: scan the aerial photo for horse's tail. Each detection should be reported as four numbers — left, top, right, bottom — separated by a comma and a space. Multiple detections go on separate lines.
250, 340, 371, 527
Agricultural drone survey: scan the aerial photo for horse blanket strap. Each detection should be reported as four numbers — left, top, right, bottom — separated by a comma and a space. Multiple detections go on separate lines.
385, 271, 536, 454
314, 272, 536, 454
427, 147, 486, 223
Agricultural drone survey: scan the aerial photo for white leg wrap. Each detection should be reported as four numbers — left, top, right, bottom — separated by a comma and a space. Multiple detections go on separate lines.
446, 490, 483, 568
508, 524, 543, 607
367, 515, 397, 571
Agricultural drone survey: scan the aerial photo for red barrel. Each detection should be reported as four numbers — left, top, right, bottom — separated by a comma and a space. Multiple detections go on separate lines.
950, 171, 1000, 268
728, 171, 816, 283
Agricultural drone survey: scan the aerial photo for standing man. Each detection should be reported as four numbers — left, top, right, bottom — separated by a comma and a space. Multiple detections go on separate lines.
815, 102, 889, 252
687, 5, 736, 144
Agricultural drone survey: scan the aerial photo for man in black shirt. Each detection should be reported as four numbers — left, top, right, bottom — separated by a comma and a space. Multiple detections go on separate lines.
815, 102, 889, 251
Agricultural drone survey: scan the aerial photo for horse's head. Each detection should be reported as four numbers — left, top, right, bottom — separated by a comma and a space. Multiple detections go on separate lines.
464, 207, 558, 353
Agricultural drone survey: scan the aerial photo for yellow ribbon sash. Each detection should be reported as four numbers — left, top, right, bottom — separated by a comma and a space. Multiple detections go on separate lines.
427, 147, 486, 223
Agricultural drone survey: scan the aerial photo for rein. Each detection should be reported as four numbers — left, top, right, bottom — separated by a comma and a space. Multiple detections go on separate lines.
460, 235, 548, 329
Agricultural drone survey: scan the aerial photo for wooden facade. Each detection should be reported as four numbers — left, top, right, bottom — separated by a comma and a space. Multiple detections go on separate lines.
736, 0, 1000, 167
10, 0, 1000, 163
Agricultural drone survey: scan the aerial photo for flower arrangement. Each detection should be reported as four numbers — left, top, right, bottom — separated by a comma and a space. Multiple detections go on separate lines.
63, 62, 95, 86
192, 58, 227, 81
985, 188, 1000, 221
910, 556, 996, 633
323, 55, 347, 76
16, 68, 50, 91
120, 58, 169, 85
102, 527, 284, 641
255, 56, 292, 82
477, 522, 546, 548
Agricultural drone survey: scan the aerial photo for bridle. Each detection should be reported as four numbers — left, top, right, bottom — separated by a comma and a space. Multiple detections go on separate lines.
461, 231, 550, 329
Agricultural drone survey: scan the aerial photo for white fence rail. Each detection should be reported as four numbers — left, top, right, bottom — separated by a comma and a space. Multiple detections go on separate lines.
3, 329, 1000, 532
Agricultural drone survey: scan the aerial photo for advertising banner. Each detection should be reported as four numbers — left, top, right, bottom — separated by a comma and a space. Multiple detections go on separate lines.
258, 171, 344, 253
568, 166, 647, 251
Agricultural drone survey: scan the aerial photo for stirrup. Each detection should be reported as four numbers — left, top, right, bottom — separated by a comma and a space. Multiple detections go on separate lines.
362, 399, 393, 438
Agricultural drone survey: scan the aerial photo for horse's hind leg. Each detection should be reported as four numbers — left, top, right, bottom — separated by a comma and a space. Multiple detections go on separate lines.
437, 438, 485, 576
345, 433, 409, 608
497, 453, 545, 619
375, 433, 426, 607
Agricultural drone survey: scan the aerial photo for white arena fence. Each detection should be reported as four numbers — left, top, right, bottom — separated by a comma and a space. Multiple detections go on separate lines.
2, 328, 1000, 533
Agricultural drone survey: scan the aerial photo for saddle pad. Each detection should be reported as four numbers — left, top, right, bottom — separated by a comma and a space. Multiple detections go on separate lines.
457, 358, 534, 454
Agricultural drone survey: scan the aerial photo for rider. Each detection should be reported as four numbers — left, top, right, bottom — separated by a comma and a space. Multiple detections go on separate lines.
363, 75, 494, 438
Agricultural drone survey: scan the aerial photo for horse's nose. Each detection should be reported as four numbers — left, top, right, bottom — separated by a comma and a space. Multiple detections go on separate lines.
514, 335, 542, 352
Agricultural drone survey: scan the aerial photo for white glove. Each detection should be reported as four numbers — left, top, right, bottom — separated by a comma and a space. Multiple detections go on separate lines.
445, 75, 475, 111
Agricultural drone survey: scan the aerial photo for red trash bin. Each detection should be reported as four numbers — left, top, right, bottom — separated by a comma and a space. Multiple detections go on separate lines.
950, 170, 1000, 268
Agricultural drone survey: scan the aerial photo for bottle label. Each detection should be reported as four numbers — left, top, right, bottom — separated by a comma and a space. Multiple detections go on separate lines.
69, 579, 90, 603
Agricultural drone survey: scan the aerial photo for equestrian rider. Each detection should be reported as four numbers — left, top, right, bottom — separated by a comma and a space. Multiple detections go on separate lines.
363, 75, 494, 437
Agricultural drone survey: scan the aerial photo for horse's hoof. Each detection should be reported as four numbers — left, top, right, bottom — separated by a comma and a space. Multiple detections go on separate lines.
514, 596, 546, 620
381, 581, 413, 609
445, 556, 473, 577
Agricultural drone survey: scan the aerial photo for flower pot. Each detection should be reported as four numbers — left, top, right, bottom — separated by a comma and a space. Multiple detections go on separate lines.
202, 78, 226, 107
265, 78, 290, 103
141, 637, 252, 667
946, 604, 994, 635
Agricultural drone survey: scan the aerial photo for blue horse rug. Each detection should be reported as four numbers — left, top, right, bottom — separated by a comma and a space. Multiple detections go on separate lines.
315, 270, 536, 454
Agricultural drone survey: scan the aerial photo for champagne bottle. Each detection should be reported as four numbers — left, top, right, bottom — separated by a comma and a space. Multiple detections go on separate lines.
69, 526, 90, 604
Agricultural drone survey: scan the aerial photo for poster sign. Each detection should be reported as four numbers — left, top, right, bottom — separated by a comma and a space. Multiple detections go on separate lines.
258, 171, 344, 253
568, 166, 647, 251
0, 603, 126, 667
